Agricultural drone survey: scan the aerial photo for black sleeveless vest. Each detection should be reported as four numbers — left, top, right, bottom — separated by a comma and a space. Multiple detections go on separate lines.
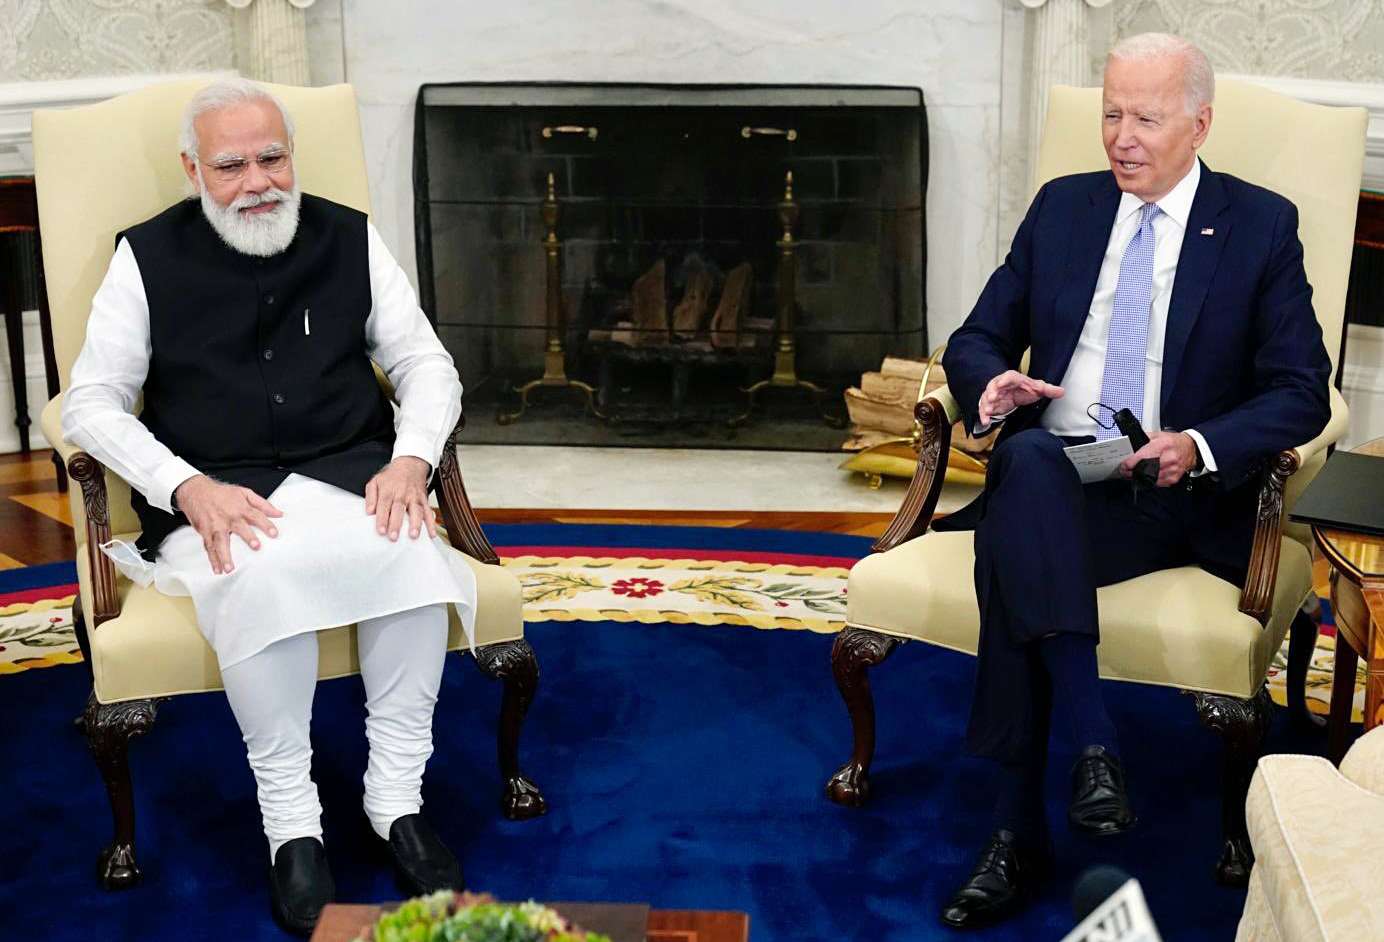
119, 194, 395, 556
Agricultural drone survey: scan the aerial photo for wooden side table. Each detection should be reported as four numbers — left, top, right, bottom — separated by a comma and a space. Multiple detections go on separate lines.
1317, 436, 1384, 764
0, 176, 65, 490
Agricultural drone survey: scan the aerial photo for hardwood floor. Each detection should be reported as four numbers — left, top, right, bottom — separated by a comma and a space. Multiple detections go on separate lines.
0, 450, 73, 568
0, 449, 895, 570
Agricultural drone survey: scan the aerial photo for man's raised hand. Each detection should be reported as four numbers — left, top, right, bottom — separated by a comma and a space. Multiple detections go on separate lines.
365, 456, 436, 542
977, 370, 1064, 426
174, 475, 283, 575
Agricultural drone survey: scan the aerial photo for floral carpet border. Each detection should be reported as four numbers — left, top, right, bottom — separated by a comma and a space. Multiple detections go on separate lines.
0, 595, 81, 675
504, 554, 850, 634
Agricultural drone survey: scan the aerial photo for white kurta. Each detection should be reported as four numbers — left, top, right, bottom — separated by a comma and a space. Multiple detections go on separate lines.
64, 218, 477, 669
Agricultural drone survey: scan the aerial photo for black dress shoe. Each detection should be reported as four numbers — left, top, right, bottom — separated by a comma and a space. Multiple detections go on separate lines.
940, 829, 1051, 929
387, 814, 463, 895
269, 837, 335, 936
1069, 745, 1137, 836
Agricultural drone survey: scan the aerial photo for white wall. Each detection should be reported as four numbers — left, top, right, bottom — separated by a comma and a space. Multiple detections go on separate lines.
340, 0, 1006, 352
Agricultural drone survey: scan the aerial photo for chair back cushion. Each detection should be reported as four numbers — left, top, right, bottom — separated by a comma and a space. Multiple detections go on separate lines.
32, 80, 371, 543
1032, 80, 1366, 378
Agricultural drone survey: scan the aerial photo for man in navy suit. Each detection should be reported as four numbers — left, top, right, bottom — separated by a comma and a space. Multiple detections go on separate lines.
935, 33, 1331, 929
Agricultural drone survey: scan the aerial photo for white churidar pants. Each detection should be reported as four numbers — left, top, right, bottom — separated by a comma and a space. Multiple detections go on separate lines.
220, 603, 449, 859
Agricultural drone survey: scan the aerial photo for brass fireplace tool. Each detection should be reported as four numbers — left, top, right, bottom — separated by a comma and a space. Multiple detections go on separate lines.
497, 172, 603, 424
730, 171, 846, 428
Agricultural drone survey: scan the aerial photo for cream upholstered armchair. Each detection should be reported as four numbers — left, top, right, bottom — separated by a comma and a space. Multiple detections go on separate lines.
1237, 726, 1384, 940
827, 80, 1365, 886
32, 80, 546, 891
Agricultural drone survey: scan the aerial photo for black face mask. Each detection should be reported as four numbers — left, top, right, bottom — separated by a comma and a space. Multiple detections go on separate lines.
1089, 403, 1159, 496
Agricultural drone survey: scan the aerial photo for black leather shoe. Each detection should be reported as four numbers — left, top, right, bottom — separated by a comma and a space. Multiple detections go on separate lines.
940, 829, 1051, 929
269, 837, 335, 936
387, 814, 463, 895
1068, 745, 1137, 836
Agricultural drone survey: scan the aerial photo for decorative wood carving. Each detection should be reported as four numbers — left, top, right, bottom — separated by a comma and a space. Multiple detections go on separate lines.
435, 413, 500, 566
82, 691, 159, 890
1189, 685, 1272, 887
474, 639, 548, 820
871, 395, 953, 553
1238, 449, 1300, 624
825, 626, 902, 807
68, 451, 120, 627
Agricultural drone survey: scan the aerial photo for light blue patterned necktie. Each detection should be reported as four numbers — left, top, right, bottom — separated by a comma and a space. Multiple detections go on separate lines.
1096, 201, 1161, 440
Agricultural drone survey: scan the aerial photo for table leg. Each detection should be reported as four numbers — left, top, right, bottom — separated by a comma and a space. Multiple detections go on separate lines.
1367, 596, 1383, 733
2, 251, 30, 453
32, 228, 65, 491
1328, 624, 1359, 765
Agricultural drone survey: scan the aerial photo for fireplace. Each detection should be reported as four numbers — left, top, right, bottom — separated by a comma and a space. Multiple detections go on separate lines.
413, 83, 927, 449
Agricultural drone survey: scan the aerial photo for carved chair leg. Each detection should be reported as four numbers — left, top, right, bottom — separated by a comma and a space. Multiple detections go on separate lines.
72, 595, 94, 732
1191, 686, 1272, 888
1287, 607, 1325, 729
82, 691, 158, 890
825, 626, 901, 807
474, 640, 547, 820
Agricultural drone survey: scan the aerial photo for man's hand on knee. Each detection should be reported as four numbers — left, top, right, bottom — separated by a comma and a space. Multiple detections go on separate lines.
1119, 431, 1197, 487
365, 456, 436, 542
174, 475, 283, 575
978, 370, 1065, 426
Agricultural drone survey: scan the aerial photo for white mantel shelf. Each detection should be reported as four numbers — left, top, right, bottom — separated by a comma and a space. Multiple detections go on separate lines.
0, 72, 233, 177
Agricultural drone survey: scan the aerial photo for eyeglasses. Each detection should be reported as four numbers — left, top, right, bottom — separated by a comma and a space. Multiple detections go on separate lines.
201, 148, 292, 184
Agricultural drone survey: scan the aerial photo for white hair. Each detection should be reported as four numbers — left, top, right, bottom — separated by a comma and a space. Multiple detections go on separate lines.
179, 77, 295, 159
1107, 32, 1215, 115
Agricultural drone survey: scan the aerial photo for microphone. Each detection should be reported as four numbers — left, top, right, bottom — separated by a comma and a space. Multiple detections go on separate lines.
1060, 866, 1163, 942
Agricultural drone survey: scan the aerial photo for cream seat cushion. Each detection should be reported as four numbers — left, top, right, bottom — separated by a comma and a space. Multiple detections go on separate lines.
80, 533, 523, 703
1238, 734, 1384, 942
846, 530, 1311, 699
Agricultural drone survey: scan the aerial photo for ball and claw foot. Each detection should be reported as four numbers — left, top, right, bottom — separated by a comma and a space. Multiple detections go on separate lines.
1215, 836, 1254, 888
826, 762, 870, 807
98, 841, 142, 890
502, 776, 547, 820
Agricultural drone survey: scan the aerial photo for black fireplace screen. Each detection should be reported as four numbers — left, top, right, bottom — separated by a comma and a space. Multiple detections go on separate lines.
413, 83, 927, 449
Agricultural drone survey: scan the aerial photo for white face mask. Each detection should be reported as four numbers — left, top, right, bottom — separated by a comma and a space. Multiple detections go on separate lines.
196, 164, 302, 257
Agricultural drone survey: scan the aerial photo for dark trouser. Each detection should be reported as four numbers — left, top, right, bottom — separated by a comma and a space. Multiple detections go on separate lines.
953, 428, 1257, 762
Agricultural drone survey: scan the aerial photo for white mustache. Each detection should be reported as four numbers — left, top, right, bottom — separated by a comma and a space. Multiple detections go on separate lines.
232, 189, 289, 211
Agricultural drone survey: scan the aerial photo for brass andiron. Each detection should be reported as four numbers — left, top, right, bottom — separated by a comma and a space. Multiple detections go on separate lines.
498, 172, 602, 424
731, 171, 845, 428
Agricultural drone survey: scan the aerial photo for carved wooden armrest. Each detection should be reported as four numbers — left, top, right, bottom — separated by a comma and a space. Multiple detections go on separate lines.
66, 451, 122, 627
435, 413, 499, 565
1237, 449, 1301, 625
872, 394, 955, 553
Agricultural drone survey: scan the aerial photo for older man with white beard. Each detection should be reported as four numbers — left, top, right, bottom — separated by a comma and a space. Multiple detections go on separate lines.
63, 78, 474, 935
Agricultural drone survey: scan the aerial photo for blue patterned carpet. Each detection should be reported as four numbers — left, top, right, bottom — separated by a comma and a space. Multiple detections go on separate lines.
0, 524, 1325, 941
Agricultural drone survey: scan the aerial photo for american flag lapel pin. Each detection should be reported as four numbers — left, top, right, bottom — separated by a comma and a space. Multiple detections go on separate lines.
1201, 227, 1215, 236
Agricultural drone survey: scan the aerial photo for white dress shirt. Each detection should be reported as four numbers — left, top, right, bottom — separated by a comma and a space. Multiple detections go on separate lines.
1039, 158, 1216, 471
62, 221, 464, 513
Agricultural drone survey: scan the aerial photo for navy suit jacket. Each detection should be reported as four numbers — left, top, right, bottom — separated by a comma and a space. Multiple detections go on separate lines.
942, 161, 1332, 495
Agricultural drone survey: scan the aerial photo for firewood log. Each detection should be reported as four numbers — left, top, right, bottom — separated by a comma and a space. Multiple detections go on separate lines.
629, 258, 668, 346
711, 262, 752, 349
672, 268, 713, 339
